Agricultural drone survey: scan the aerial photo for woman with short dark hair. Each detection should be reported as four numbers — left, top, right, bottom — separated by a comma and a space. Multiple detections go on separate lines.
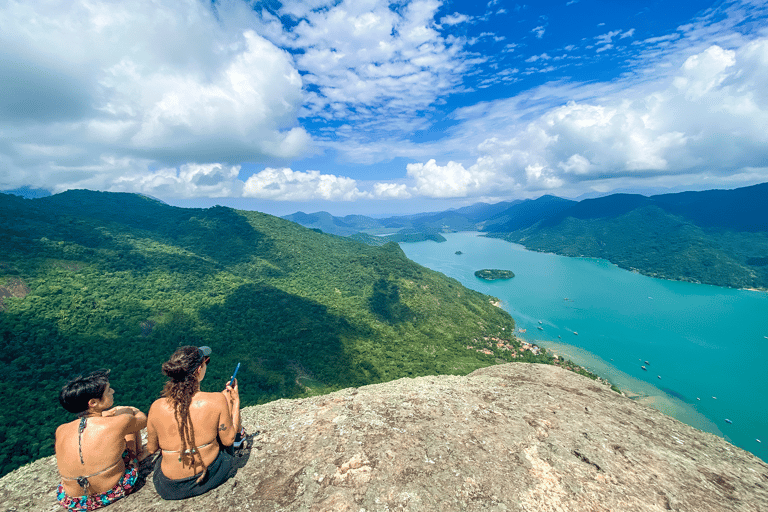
146, 345, 243, 500
55, 369, 147, 511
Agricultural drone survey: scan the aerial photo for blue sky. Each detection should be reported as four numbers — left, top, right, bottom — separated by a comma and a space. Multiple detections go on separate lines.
1, 0, 767, 216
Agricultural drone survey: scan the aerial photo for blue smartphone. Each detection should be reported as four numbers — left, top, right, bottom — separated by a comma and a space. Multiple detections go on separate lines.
229, 362, 240, 386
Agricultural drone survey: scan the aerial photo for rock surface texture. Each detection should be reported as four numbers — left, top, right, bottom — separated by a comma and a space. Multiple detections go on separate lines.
2, 363, 767, 511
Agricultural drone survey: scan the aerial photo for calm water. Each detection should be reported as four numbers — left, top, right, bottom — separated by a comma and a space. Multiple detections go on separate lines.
400, 232, 768, 462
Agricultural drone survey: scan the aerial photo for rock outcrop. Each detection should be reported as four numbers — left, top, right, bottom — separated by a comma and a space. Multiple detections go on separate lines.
2, 363, 766, 511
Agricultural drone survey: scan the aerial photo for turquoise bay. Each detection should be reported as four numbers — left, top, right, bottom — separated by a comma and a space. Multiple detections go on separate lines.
400, 232, 768, 462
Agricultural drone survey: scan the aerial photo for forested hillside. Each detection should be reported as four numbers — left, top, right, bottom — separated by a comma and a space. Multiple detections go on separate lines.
0, 190, 547, 476
489, 184, 768, 290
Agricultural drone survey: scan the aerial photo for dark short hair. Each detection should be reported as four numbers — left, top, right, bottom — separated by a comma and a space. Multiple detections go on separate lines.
58, 369, 111, 415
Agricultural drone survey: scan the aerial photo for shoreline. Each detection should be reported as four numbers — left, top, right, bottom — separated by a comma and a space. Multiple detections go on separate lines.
478, 233, 768, 294
527, 337, 725, 439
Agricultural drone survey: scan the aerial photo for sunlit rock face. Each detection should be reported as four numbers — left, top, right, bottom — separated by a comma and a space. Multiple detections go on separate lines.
3, 363, 767, 511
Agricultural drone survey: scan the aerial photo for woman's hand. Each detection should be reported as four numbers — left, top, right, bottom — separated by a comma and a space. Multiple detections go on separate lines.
223, 379, 240, 406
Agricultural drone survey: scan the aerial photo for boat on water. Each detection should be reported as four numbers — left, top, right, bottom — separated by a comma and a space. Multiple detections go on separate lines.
641, 366, 647, 371
725, 419, 732, 424
538, 320, 543, 324
645, 360, 650, 365
537, 326, 544, 331
573, 331, 578, 335
758, 439, 762, 443
657, 375, 661, 379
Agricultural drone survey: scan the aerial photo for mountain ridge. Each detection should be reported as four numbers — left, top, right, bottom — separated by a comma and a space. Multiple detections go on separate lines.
284, 183, 768, 290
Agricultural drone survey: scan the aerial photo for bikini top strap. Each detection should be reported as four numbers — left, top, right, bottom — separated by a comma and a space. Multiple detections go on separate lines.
77, 417, 87, 464
60, 456, 124, 482
161, 440, 215, 454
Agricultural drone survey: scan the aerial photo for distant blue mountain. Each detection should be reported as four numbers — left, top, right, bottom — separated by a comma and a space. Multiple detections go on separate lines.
1, 186, 51, 199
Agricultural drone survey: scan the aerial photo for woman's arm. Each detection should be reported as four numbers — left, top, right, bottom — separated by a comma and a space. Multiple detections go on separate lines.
103, 406, 148, 433
228, 379, 241, 434
144, 402, 160, 454
218, 383, 239, 446
104, 406, 148, 434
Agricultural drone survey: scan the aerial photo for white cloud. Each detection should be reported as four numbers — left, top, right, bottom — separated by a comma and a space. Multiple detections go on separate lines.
113, 163, 244, 198
531, 26, 546, 39
525, 53, 551, 63
673, 45, 736, 99
373, 182, 412, 198
0, 0, 310, 194
406, 159, 500, 198
269, 0, 471, 131
558, 154, 591, 175
595, 30, 621, 45
243, 168, 368, 201
412, 38, 768, 196
440, 12, 471, 25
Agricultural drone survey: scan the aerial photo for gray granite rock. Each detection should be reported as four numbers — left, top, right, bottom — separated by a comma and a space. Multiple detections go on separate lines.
2, 363, 766, 511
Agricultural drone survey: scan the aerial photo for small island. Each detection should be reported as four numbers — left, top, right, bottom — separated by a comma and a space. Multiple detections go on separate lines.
474, 269, 515, 280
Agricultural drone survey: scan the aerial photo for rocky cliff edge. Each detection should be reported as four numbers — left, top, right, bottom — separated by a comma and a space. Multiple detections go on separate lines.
2, 363, 767, 511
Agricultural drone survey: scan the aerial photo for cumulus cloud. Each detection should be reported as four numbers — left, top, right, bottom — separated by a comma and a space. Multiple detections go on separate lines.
411, 38, 768, 196
243, 168, 368, 201
406, 159, 504, 198
373, 182, 412, 199
113, 163, 244, 198
0, 0, 309, 196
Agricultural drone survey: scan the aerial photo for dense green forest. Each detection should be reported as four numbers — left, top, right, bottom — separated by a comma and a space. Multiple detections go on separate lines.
0, 190, 564, 476
488, 204, 768, 290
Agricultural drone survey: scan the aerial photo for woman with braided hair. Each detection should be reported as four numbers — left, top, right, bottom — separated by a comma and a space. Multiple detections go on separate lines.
146, 346, 243, 500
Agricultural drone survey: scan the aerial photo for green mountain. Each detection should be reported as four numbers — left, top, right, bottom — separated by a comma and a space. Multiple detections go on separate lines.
282, 211, 382, 236
481, 195, 576, 232
286, 184, 768, 290
282, 201, 520, 236
0, 190, 554, 476
490, 184, 768, 290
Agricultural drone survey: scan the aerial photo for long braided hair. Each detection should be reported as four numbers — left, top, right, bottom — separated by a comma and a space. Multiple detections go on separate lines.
161, 346, 208, 480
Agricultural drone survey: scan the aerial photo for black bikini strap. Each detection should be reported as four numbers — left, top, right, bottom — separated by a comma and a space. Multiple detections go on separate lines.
78, 417, 87, 465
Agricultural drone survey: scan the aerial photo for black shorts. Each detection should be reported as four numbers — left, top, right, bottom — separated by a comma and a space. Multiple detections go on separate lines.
152, 449, 234, 500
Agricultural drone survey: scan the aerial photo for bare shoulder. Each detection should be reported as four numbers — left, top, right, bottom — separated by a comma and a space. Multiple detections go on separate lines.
191, 391, 226, 409
149, 397, 170, 412
148, 398, 170, 421
55, 421, 73, 440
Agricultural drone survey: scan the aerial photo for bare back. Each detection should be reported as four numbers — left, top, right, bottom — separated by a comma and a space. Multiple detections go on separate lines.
55, 415, 133, 496
147, 391, 231, 479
